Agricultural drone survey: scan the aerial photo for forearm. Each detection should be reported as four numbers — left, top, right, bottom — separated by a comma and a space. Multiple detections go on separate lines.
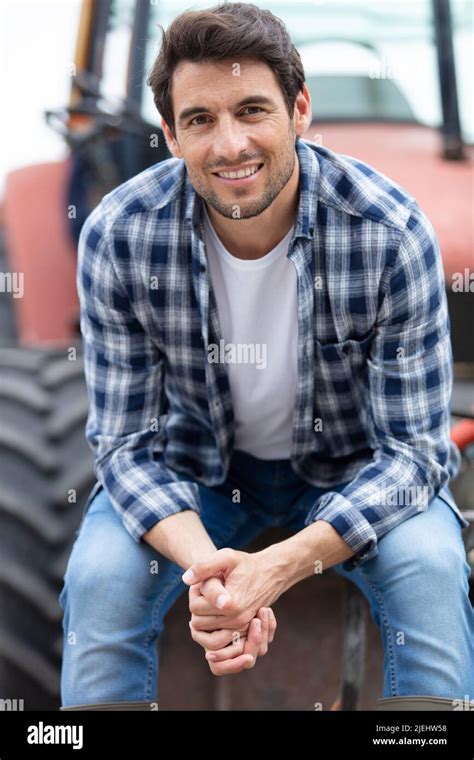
259, 519, 354, 595
142, 510, 217, 569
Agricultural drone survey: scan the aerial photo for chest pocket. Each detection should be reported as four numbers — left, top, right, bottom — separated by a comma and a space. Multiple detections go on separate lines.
314, 331, 373, 378
312, 330, 375, 456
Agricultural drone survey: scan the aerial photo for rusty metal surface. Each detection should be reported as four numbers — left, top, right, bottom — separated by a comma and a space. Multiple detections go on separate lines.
3, 161, 79, 346
305, 123, 474, 280
159, 528, 384, 710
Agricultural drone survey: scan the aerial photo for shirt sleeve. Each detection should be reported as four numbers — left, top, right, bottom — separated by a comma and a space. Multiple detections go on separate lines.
304, 202, 459, 571
77, 207, 201, 542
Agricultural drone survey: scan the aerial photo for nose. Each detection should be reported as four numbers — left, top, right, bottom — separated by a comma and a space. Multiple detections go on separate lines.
211, 115, 252, 167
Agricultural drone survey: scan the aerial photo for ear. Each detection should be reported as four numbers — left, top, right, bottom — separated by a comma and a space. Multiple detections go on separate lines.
293, 84, 312, 138
161, 117, 183, 159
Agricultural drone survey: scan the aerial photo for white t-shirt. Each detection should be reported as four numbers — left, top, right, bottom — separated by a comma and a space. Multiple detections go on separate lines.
202, 204, 298, 459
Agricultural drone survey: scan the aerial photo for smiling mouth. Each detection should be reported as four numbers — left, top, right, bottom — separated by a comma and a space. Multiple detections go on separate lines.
211, 163, 264, 182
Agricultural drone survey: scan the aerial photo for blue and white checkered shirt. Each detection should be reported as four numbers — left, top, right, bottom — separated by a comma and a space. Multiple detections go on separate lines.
77, 137, 467, 571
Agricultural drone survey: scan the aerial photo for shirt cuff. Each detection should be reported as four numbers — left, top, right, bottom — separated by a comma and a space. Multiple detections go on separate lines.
119, 482, 202, 542
304, 491, 378, 571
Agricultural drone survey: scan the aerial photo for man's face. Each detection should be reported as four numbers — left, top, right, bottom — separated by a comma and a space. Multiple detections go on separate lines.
163, 58, 300, 220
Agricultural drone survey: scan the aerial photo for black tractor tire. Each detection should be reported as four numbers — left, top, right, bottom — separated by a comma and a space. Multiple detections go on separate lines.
0, 346, 95, 709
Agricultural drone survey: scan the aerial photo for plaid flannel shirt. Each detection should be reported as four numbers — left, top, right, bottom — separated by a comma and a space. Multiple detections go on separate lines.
77, 137, 467, 572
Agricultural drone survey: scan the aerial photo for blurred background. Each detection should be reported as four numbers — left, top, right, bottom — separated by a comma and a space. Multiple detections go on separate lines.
0, 0, 473, 711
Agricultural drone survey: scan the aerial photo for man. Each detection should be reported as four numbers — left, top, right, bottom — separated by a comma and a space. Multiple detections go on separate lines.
60, 2, 473, 710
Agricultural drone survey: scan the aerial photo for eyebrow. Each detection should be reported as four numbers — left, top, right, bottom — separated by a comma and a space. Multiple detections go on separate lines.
177, 95, 276, 126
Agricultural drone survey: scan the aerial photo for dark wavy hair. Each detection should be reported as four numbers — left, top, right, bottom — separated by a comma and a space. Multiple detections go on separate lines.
147, 2, 306, 137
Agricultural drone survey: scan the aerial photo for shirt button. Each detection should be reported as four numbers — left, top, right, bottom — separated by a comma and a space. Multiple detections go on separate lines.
199, 264, 206, 273
342, 344, 352, 354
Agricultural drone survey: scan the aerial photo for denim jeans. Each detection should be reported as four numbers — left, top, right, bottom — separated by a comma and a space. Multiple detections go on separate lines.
59, 449, 474, 707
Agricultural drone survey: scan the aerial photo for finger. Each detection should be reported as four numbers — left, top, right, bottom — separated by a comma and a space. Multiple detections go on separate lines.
267, 608, 277, 643
189, 623, 237, 651
188, 583, 204, 609
242, 617, 262, 662
256, 608, 269, 656
188, 582, 225, 617
205, 632, 246, 663
189, 586, 222, 615
189, 595, 227, 616
182, 548, 237, 586
208, 619, 262, 675
204, 609, 271, 663
191, 612, 244, 632
199, 577, 232, 611
188, 580, 231, 618
208, 653, 256, 676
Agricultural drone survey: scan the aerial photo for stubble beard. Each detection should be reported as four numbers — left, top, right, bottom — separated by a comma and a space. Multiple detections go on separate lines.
189, 126, 297, 220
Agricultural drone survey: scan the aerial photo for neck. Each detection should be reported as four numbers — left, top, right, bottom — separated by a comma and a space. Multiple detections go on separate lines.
205, 154, 300, 260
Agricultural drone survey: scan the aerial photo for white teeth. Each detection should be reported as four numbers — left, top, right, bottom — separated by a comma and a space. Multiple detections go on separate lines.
217, 164, 260, 179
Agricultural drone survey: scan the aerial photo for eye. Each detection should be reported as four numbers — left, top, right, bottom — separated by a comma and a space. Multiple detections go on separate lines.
189, 114, 210, 126
241, 106, 264, 115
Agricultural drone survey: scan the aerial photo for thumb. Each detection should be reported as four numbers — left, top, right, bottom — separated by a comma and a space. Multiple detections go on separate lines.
199, 576, 232, 610
182, 548, 236, 587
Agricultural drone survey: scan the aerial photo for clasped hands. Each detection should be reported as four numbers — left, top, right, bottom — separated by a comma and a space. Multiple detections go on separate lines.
182, 547, 285, 676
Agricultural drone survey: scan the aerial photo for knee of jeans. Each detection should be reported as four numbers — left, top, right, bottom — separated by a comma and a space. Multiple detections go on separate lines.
384, 518, 469, 586
421, 542, 468, 584
61, 535, 152, 619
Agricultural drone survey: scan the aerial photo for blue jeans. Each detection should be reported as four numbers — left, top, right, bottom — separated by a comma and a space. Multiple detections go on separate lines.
59, 449, 474, 706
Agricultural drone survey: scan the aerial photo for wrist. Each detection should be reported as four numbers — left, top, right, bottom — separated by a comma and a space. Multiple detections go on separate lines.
257, 540, 302, 598
259, 520, 353, 593
143, 510, 217, 570
186, 542, 218, 567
